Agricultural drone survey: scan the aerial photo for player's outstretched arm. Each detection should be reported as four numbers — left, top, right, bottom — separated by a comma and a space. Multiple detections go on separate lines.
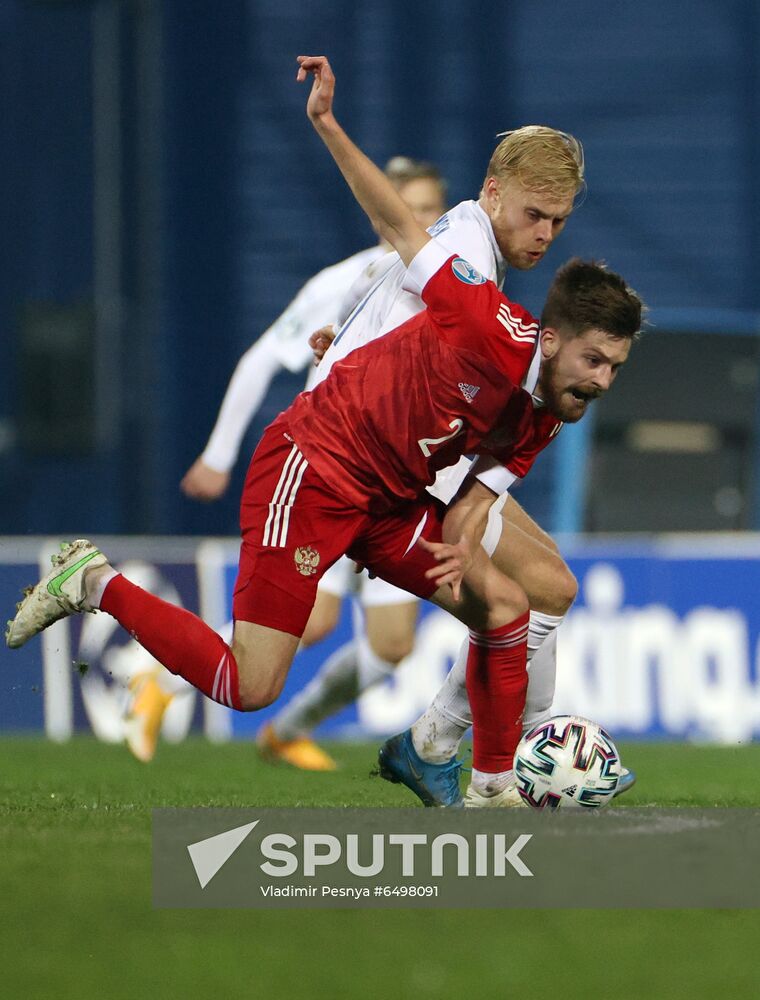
297, 55, 429, 268
180, 331, 284, 500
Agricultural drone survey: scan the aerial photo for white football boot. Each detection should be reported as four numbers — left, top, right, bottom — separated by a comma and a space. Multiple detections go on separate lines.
5, 539, 108, 649
464, 781, 526, 808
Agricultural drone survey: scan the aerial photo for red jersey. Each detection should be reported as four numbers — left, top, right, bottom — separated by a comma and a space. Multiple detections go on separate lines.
285, 241, 562, 513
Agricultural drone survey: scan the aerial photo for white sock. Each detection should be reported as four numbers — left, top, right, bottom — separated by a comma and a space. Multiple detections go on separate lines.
155, 667, 194, 697
411, 642, 470, 763
86, 566, 118, 609
356, 635, 396, 688
272, 640, 359, 740
527, 609, 563, 661
471, 768, 515, 796
271, 638, 395, 741
411, 609, 565, 763
524, 612, 563, 731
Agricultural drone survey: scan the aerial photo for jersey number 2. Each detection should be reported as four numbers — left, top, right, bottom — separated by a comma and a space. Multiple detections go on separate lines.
417, 419, 465, 458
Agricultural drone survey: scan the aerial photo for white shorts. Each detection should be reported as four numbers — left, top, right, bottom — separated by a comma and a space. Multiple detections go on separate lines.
481, 492, 508, 557
317, 554, 417, 607
426, 455, 473, 504
427, 458, 507, 558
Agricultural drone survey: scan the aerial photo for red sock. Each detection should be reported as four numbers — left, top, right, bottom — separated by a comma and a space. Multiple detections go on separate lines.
466, 611, 529, 773
100, 574, 243, 710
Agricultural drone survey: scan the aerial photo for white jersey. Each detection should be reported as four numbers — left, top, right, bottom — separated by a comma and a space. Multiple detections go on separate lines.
202, 245, 385, 472
314, 200, 542, 500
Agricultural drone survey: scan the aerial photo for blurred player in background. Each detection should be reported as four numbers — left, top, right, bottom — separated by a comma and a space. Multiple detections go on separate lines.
171, 158, 445, 770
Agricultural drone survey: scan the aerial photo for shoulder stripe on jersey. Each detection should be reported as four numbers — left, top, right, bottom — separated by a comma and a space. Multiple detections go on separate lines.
498, 301, 539, 332
496, 313, 537, 342
496, 302, 538, 343
496, 302, 538, 341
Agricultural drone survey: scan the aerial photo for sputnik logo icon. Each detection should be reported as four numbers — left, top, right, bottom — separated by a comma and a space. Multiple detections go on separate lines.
187, 821, 259, 888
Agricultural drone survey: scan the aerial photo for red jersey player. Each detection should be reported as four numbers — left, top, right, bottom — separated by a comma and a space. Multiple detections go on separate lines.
7, 55, 641, 807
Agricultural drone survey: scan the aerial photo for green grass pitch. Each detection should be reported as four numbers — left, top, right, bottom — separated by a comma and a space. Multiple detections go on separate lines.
1, 737, 759, 999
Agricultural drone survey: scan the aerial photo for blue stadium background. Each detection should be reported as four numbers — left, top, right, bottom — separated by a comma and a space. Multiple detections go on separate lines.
3, 0, 760, 538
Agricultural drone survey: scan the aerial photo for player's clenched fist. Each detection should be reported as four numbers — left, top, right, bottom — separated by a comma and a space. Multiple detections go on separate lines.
180, 458, 231, 502
309, 324, 337, 365
296, 55, 336, 121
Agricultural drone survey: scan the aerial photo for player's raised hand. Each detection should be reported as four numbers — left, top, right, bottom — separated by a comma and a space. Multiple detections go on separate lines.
418, 535, 473, 603
296, 53, 428, 268
309, 324, 337, 365
296, 55, 335, 122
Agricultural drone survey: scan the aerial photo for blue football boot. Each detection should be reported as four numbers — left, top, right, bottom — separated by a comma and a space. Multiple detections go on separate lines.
377, 729, 464, 808
613, 767, 637, 798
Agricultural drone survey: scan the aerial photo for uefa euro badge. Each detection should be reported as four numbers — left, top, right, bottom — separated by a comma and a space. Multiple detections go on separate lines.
294, 545, 321, 577
451, 257, 486, 285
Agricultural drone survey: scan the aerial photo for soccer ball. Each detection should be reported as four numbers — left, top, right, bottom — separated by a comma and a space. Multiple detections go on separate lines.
514, 715, 621, 809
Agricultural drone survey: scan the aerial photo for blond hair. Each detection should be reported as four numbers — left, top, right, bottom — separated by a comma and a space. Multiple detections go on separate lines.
483, 125, 585, 201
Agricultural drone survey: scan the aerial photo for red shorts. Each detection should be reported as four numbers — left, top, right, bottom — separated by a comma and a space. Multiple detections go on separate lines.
233, 419, 445, 636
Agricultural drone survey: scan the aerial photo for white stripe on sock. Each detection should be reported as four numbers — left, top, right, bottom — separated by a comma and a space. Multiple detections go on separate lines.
468, 624, 529, 648
223, 658, 232, 708
211, 652, 226, 703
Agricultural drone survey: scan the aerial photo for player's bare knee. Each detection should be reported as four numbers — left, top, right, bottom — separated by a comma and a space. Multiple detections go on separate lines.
497, 579, 530, 623
301, 618, 333, 648
550, 564, 578, 615
237, 692, 273, 712
369, 633, 414, 665
527, 556, 578, 617
301, 593, 340, 647
364, 603, 417, 664
474, 571, 528, 629
237, 676, 281, 712
230, 626, 297, 710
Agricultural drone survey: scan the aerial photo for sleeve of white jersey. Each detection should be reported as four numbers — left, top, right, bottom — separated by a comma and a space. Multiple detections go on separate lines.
435, 222, 497, 281
265, 249, 380, 372
469, 454, 520, 497
402, 240, 455, 297
336, 251, 398, 327
200, 328, 286, 473
263, 273, 342, 373
202, 248, 382, 472
401, 211, 497, 296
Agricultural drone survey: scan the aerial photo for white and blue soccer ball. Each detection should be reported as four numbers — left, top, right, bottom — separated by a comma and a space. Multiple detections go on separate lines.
514, 715, 622, 809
